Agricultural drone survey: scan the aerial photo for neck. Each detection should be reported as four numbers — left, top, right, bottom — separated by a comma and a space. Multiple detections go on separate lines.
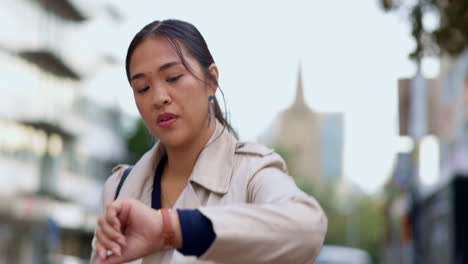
164, 122, 217, 180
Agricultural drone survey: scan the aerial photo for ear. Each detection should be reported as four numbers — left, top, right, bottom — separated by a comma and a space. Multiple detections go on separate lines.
207, 63, 219, 93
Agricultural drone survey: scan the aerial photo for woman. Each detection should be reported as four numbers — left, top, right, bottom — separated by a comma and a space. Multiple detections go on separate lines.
91, 19, 327, 264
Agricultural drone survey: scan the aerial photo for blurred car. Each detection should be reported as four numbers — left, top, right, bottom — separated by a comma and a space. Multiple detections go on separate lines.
315, 245, 372, 264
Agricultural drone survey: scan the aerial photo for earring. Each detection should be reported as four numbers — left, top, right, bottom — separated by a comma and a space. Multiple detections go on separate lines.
208, 96, 214, 127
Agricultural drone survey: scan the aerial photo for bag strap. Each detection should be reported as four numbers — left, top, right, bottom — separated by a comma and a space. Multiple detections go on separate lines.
114, 166, 133, 200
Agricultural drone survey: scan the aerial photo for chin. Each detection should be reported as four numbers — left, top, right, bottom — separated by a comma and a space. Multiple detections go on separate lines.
153, 123, 203, 149
157, 133, 189, 149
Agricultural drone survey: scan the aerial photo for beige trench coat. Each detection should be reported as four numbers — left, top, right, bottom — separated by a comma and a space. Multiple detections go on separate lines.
90, 122, 327, 264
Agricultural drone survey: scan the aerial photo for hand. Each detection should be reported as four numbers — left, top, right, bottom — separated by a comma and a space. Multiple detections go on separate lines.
95, 198, 165, 264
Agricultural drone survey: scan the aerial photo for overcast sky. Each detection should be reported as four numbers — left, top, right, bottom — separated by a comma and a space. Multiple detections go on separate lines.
80, 1, 441, 194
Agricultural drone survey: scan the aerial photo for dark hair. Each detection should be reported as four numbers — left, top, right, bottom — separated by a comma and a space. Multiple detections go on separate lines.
125, 19, 237, 138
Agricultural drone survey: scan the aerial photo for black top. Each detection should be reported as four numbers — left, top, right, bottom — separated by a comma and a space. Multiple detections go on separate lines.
151, 155, 216, 257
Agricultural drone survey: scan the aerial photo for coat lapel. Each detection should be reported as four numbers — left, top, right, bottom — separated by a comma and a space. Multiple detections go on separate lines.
117, 121, 237, 207
188, 121, 237, 195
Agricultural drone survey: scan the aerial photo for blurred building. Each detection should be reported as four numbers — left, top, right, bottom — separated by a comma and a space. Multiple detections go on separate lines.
395, 52, 468, 191
260, 67, 344, 185
0, 1, 128, 263
320, 113, 344, 181
385, 50, 468, 264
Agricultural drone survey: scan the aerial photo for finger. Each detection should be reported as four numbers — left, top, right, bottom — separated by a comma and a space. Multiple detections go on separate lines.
95, 226, 123, 257
106, 202, 123, 232
100, 247, 138, 264
99, 215, 127, 247
116, 199, 131, 230
95, 242, 108, 260
98, 216, 124, 244
105, 202, 128, 248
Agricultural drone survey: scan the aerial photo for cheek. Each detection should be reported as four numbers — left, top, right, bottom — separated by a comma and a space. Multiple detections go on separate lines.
134, 97, 145, 116
182, 93, 207, 121
135, 97, 153, 123
176, 83, 209, 119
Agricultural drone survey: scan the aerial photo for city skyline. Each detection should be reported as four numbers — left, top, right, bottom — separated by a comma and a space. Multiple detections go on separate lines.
103, 1, 434, 194
1, 1, 441, 193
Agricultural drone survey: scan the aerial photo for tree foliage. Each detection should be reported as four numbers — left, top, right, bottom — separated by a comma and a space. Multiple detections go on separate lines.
275, 143, 385, 263
126, 119, 155, 163
380, 0, 468, 60
298, 180, 385, 264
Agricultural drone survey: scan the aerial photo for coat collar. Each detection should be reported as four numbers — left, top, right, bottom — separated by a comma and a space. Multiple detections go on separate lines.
127, 121, 237, 199
188, 121, 237, 194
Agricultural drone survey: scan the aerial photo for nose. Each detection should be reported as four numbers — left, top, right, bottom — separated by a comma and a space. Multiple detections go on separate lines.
152, 85, 171, 108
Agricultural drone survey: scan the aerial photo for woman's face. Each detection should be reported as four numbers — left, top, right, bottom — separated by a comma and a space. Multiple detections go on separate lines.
129, 37, 217, 149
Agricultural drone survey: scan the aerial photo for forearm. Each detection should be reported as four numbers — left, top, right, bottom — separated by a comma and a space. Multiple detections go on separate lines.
198, 196, 327, 264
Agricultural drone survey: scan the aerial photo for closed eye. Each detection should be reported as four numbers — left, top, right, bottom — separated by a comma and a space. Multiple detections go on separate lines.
167, 74, 183, 83
137, 86, 149, 94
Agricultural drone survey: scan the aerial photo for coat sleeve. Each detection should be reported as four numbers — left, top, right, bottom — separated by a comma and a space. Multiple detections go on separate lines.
89, 166, 126, 264
198, 152, 328, 264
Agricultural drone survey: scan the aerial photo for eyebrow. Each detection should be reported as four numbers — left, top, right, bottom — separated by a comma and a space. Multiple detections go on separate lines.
130, 61, 182, 82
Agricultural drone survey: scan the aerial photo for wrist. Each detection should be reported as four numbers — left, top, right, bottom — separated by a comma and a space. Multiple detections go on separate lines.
170, 209, 183, 249
159, 208, 183, 250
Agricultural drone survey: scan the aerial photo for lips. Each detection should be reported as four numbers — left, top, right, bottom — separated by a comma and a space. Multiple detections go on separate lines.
157, 112, 178, 128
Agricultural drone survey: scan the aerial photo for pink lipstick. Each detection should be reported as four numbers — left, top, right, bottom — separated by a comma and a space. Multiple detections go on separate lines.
157, 113, 178, 128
